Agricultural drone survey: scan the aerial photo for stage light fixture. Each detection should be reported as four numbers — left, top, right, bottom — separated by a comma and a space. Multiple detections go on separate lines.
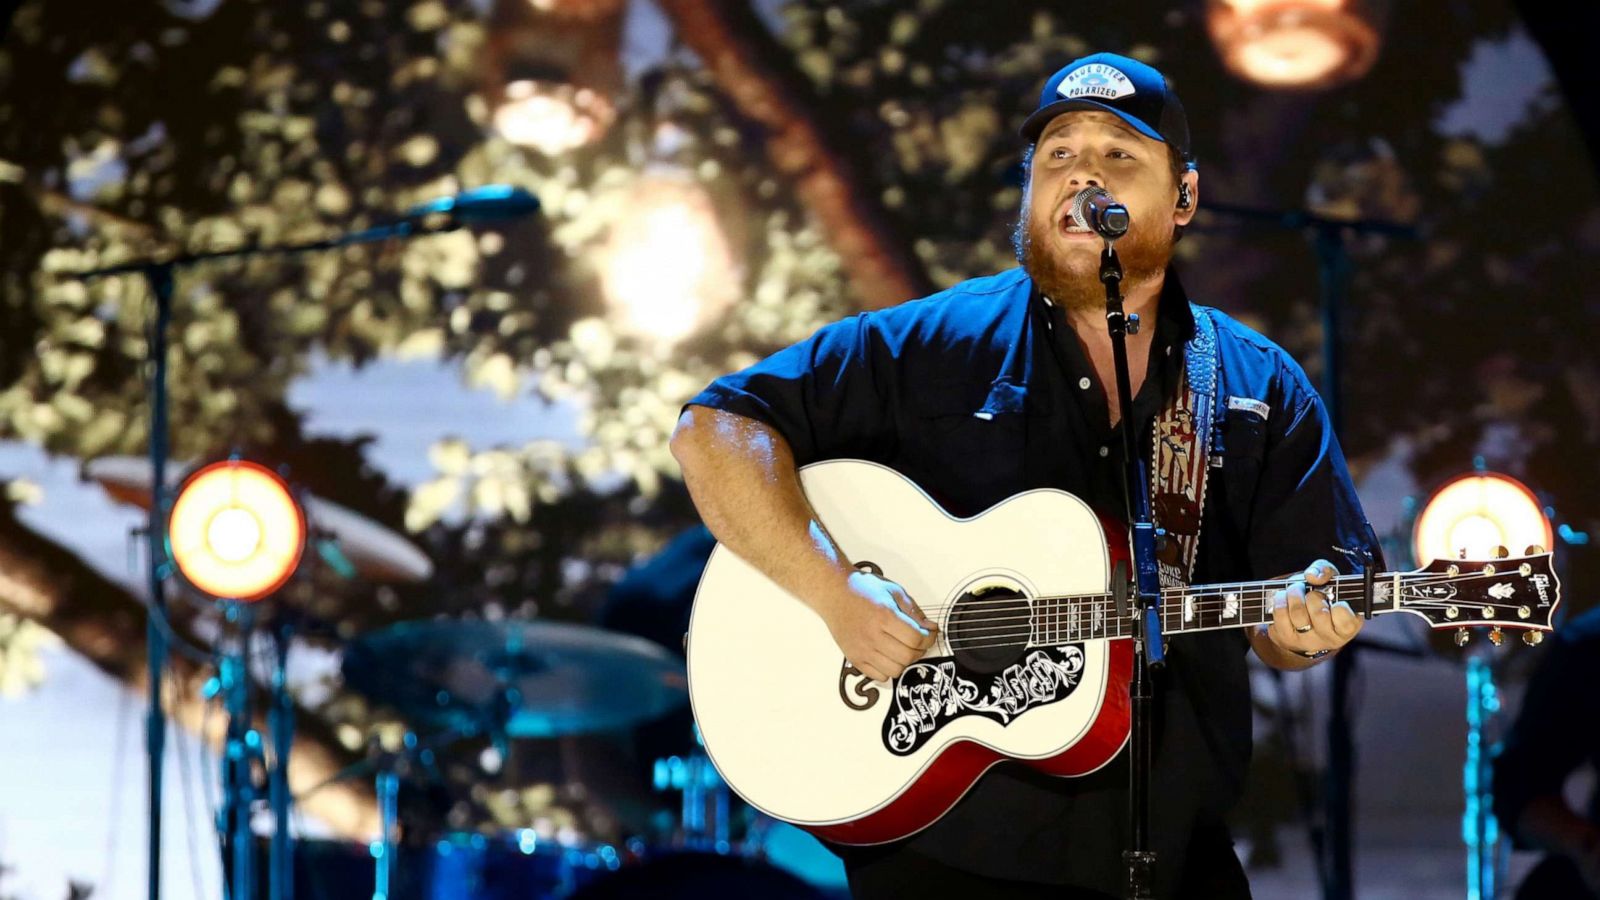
1412, 471, 1553, 565
168, 459, 306, 601
1206, 0, 1385, 90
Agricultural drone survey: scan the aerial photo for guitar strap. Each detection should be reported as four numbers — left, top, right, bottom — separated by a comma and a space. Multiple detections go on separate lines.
1149, 303, 1220, 589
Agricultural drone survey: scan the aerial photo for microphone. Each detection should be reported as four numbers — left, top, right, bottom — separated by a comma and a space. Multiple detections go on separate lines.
1069, 187, 1130, 241
405, 185, 541, 224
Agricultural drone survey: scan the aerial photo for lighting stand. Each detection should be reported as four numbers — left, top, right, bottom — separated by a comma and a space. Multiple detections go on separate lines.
65, 191, 531, 900
219, 601, 260, 900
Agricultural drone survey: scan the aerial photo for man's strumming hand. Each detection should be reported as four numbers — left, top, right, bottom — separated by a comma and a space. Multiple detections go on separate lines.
819, 570, 939, 683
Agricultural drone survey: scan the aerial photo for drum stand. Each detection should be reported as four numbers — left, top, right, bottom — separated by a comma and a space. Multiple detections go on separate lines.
654, 725, 731, 852
360, 727, 469, 900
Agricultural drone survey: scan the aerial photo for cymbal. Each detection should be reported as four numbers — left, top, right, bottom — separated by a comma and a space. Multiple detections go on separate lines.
83, 455, 433, 584
341, 619, 689, 738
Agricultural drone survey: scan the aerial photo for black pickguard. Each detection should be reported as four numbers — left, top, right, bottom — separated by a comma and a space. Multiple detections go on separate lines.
881, 645, 1087, 756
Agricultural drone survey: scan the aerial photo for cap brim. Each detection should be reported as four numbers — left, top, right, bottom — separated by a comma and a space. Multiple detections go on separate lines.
1019, 98, 1166, 145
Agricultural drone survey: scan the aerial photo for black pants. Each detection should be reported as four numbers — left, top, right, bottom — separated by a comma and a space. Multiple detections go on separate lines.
842, 826, 1252, 900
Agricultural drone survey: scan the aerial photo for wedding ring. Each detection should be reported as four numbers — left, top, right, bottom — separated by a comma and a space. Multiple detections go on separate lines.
1295, 623, 1314, 633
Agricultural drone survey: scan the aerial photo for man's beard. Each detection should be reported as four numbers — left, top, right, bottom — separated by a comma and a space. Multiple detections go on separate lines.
1015, 201, 1172, 313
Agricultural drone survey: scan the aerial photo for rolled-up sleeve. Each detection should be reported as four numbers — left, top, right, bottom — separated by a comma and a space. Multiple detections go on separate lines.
1247, 371, 1384, 579
686, 312, 896, 466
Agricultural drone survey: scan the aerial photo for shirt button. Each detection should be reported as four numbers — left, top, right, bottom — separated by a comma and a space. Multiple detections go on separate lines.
1099, 446, 1110, 458
1078, 377, 1092, 390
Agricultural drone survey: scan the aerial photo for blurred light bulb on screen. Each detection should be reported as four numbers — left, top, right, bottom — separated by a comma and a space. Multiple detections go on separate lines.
600, 171, 737, 345
493, 80, 616, 156
1207, 0, 1383, 89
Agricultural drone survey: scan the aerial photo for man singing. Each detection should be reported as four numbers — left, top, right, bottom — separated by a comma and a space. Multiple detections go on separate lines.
671, 52, 1381, 898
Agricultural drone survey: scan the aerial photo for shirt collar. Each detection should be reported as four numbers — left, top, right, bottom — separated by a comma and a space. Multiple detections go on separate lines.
1034, 263, 1196, 349
1158, 264, 1197, 349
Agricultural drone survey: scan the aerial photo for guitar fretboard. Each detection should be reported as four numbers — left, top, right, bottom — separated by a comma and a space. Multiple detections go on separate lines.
1028, 573, 1394, 643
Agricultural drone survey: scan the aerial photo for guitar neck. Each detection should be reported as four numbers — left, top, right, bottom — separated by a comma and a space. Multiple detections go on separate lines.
1031, 571, 1412, 642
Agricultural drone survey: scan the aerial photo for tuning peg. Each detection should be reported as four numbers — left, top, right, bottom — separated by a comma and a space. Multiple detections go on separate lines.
1522, 631, 1544, 647
1493, 546, 1510, 559
1488, 627, 1504, 646
1454, 628, 1471, 647
1518, 605, 1532, 620
1525, 544, 1546, 555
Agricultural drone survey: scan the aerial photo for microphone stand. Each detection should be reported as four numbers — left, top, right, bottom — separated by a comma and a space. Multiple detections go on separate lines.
1099, 238, 1167, 900
63, 196, 529, 900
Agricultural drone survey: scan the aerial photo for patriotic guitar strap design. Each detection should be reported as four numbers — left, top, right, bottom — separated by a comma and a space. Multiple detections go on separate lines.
1149, 303, 1220, 590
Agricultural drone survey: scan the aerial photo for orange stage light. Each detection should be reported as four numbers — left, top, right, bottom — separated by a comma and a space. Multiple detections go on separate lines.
1412, 471, 1553, 565
168, 459, 305, 601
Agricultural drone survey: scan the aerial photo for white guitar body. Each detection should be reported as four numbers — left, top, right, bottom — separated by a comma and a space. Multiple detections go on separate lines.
686, 460, 1134, 846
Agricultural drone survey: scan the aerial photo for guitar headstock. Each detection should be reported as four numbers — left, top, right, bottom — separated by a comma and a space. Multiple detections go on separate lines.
1393, 552, 1560, 644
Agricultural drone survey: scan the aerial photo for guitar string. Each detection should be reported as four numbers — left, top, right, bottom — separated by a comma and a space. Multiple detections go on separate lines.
900, 571, 1538, 629
940, 611, 1542, 646
860, 585, 1551, 654
937, 597, 1548, 651
931, 588, 1533, 633
926, 568, 1534, 612
904, 569, 1529, 616
934, 600, 1541, 645
927, 612, 1536, 648
940, 622, 1543, 653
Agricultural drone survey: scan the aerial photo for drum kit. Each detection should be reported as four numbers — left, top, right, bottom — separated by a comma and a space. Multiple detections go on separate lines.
85, 457, 846, 900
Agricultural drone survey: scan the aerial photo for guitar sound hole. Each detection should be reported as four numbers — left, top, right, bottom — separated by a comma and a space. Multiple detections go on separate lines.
947, 586, 1031, 675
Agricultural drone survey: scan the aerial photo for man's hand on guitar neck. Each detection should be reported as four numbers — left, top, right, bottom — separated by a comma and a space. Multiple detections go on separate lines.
1248, 559, 1364, 671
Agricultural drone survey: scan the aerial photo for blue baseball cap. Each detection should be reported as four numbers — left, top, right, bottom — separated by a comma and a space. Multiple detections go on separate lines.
1019, 52, 1193, 166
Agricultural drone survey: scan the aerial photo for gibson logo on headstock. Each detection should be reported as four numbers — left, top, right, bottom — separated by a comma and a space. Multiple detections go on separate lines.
1533, 574, 1552, 606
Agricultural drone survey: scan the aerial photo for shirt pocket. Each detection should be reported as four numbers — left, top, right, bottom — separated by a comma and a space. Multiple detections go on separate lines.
902, 379, 1034, 508
1219, 406, 1267, 529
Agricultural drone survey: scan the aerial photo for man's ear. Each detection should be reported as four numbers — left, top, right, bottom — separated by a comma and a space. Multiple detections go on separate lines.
1175, 168, 1199, 227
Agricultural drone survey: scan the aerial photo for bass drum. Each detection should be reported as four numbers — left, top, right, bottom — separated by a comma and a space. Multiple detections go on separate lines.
567, 850, 832, 900
289, 833, 620, 900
